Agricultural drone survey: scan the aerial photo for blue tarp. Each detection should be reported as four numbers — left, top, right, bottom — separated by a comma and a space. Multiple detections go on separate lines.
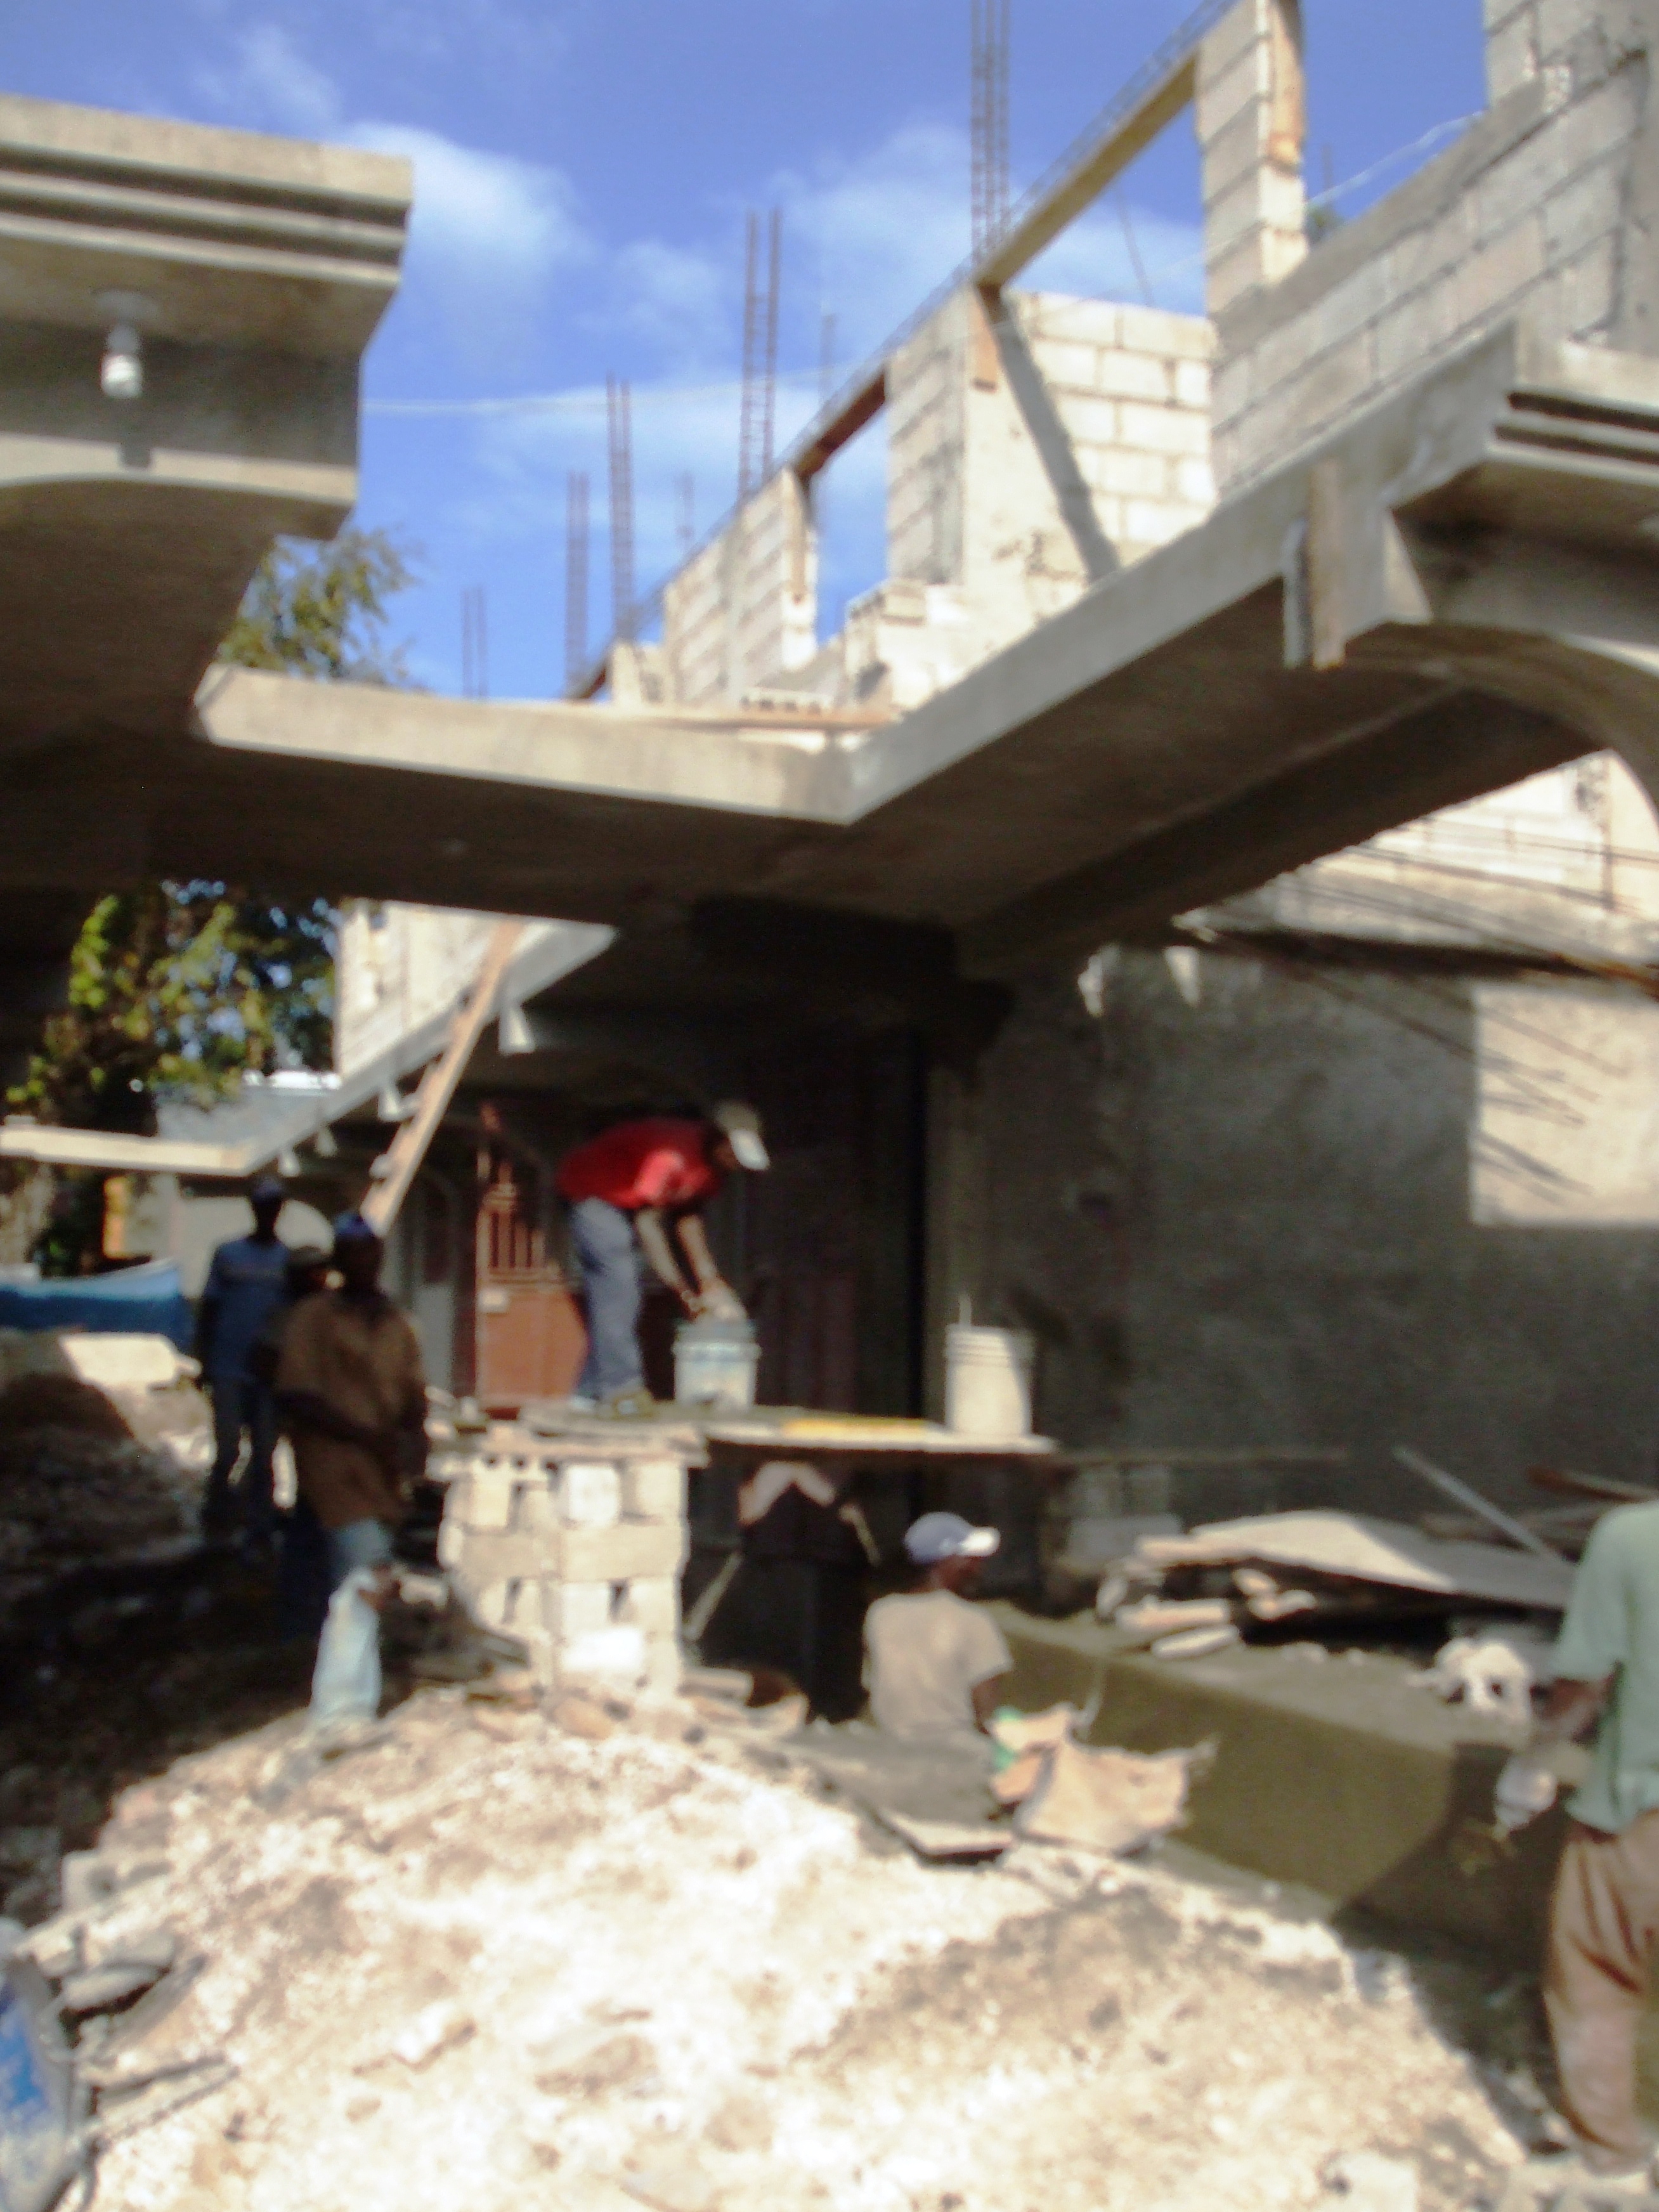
0, 1258, 192, 1348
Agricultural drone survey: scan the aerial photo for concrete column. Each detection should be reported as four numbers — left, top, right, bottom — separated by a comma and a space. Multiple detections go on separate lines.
1197, 0, 1306, 318
1483, 0, 1539, 103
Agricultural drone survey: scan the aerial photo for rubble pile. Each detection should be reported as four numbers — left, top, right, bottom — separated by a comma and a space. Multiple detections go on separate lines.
0, 1409, 193, 1572
0, 1335, 209, 1582
37, 1686, 1536, 2212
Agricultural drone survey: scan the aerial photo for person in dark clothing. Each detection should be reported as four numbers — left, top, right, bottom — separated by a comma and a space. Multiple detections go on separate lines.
699, 1459, 873, 1721
250, 1245, 334, 1641
195, 1175, 290, 1544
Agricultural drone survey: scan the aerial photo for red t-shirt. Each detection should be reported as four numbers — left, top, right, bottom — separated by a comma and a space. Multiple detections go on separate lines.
556, 1118, 724, 1213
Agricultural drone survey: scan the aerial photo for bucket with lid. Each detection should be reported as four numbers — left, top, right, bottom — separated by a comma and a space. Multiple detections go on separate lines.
673, 1315, 760, 1409
944, 1323, 1034, 1438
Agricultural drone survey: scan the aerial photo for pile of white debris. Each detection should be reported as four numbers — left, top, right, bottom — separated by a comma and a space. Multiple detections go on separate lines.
26, 1684, 1538, 2212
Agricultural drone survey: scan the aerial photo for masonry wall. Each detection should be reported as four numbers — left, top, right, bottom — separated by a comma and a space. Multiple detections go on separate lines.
932, 946, 1659, 1521
661, 467, 817, 706
882, 285, 1214, 670
1209, 0, 1659, 489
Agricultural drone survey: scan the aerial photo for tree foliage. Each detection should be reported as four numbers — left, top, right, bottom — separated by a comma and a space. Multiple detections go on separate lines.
218, 528, 415, 684
12, 526, 415, 1138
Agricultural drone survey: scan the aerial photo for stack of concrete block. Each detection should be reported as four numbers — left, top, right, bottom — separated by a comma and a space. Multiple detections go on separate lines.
434, 1424, 692, 1695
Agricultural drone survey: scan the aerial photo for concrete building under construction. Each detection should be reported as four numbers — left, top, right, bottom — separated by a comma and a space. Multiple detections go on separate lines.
9, 0, 1659, 1526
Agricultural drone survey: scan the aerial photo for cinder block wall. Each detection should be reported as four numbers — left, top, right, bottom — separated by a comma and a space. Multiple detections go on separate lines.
1207, 0, 1659, 490
661, 468, 817, 705
885, 285, 1214, 665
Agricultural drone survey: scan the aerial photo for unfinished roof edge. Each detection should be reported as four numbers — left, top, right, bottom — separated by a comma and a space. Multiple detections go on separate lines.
0, 91, 411, 211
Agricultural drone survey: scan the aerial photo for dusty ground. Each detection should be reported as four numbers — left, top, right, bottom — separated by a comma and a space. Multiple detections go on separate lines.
43, 1682, 1549, 2212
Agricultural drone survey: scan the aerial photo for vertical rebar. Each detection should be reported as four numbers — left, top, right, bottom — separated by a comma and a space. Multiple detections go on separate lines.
607, 372, 635, 644
564, 469, 589, 693
738, 211, 762, 504
760, 207, 782, 481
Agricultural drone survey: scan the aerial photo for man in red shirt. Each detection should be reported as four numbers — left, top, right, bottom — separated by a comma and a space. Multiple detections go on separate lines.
556, 1102, 769, 1407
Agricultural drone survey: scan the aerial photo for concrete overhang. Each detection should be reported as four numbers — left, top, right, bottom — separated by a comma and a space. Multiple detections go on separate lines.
19, 323, 1659, 985
0, 95, 408, 755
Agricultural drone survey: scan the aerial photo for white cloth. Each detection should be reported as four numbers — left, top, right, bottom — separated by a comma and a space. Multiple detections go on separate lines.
864, 1589, 1012, 1744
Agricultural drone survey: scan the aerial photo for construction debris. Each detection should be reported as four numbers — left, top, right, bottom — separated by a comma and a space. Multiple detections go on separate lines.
41, 1684, 1533, 2212
1120, 1511, 1574, 1640
1013, 1738, 1206, 1855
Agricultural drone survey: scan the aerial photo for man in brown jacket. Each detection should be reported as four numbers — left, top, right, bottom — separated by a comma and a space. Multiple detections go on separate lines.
275, 1211, 427, 1599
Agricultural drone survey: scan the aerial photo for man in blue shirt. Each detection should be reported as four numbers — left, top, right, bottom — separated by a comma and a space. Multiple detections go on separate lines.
195, 1174, 290, 1544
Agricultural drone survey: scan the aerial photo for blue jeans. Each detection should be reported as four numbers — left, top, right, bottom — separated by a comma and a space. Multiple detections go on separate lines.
327, 1517, 394, 1589
205, 1373, 278, 1539
569, 1196, 644, 1400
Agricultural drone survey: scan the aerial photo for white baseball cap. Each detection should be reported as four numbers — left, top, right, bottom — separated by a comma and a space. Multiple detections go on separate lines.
712, 1100, 769, 1171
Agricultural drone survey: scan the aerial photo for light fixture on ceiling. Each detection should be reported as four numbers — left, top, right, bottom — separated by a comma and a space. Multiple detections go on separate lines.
94, 289, 157, 401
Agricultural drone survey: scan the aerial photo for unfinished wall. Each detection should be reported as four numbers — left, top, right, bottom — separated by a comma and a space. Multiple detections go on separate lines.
1197, 0, 1306, 317
936, 946, 1659, 1521
874, 285, 1213, 685
660, 468, 817, 706
1209, 0, 1659, 488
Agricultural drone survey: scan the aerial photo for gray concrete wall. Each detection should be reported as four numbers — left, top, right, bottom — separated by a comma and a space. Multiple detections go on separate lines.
1211, 0, 1659, 488
935, 944, 1659, 1519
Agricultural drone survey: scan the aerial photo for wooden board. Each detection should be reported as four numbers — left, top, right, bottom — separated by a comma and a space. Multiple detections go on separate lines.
1139, 1511, 1574, 1613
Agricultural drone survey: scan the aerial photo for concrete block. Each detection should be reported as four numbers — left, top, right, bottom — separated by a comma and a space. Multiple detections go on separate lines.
1053, 391, 1119, 447
1487, 6, 1539, 98
1561, 232, 1618, 337
621, 1578, 680, 1637
471, 1577, 532, 1633
621, 1457, 686, 1523
1313, 258, 1391, 357
1085, 445, 1169, 497
644, 1638, 683, 1698
544, 1580, 614, 1641
1092, 348, 1173, 402
559, 1518, 686, 1584
1197, 0, 1272, 96
1289, 329, 1379, 439
1173, 359, 1211, 410
1208, 233, 1270, 317
436, 1513, 464, 1571
1206, 171, 1278, 260
1020, 294, 1119, 348
1122, 498, 1203, 549
1119, 304, 1212, 361
1384, 195, 1476, 299
1455, 212, 1547, 330
1210, 352, 1251, 427
1117, 401, 1209, 457
462, 1464, 516, 1532
1196, 45, 1272, 158
1028, 337, 1097, 391
561, 1461, 622, 1528
1174, 456, 1217, 507
1374, 272, 1455, 384
1543, 160, 1623, 261
1201, 100, 1272, 205
1537, 0, 1609, 62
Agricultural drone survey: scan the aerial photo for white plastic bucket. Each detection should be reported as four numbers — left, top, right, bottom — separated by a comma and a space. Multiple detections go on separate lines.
945, 1324, 1034, 1438
673, 1318, 760, 1409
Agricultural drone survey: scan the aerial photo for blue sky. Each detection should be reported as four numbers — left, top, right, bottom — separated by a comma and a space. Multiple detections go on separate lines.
4, 1, 1487, 698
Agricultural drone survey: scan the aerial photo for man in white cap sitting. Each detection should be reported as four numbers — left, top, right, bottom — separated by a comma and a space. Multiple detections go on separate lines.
864, 1511, 1011, 1745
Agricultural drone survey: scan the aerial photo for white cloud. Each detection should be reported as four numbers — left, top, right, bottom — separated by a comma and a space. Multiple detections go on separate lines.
193, 22, 342, 136
351, 122, 591, 360
595, 240, 732, 370
194, 25, 590, 367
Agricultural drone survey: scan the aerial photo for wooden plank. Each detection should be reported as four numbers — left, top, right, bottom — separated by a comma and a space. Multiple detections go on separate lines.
1138, 1511, 1575, 1612
977, 55, 1197, 289
1530, 1463, 1658, 1506
793, 371, 887, 485
361, 920, 523, 1238
0, 1126, 249, 1175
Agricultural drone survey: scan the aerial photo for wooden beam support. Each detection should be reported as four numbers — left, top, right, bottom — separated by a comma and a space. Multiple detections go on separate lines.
977, 53, 1197, 290
361, 920, 524, 1238
793, 371, 887, 486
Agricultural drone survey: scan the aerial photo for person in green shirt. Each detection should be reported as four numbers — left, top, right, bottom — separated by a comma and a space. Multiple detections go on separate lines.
1496, 1500, 1659, 2192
